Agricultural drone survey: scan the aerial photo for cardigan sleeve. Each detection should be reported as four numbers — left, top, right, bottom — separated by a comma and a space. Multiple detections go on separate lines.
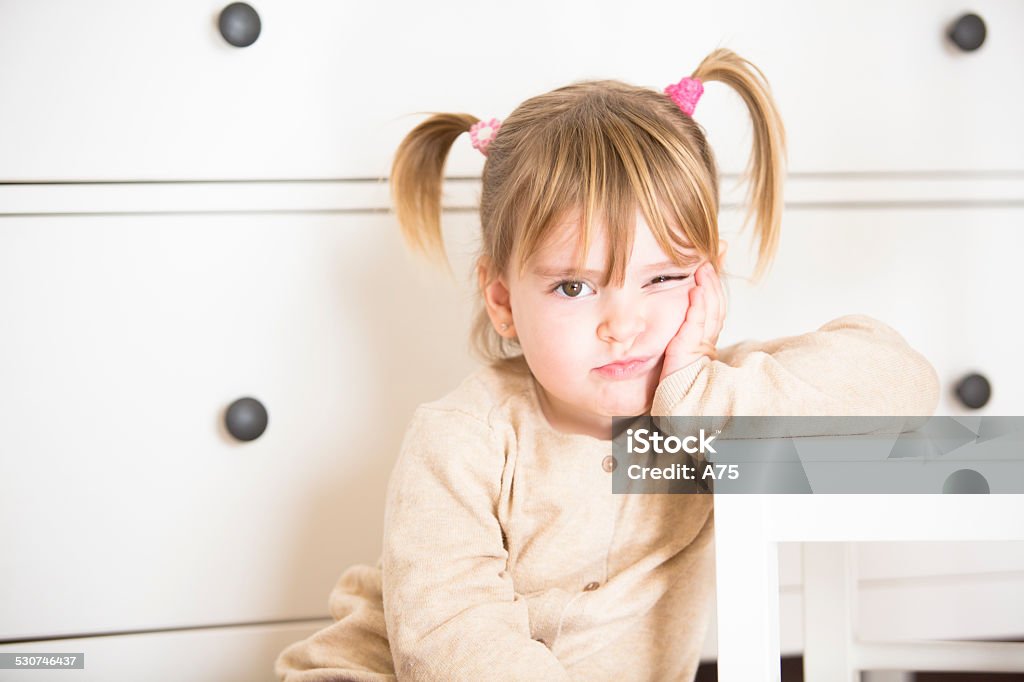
380, 405, 571, 682
650, 314, 941, 419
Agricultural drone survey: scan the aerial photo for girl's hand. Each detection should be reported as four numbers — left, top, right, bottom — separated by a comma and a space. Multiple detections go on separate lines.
659, 262, 726, 383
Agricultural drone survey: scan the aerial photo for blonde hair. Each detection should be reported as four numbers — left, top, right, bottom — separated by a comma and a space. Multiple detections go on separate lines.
390, 48, 786, 366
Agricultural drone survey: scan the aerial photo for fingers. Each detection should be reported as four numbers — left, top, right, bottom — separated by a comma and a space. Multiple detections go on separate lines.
709, 262, 725, 338
662, 282, 716, 378
698, 264, 719, 343
698, 340, 718, 362
694, 262, 724, 346
680, 285, 707, 349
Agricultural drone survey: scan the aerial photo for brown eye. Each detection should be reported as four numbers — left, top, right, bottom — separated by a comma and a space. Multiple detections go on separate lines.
561, 282, 583, 297
554, 281, 593, 298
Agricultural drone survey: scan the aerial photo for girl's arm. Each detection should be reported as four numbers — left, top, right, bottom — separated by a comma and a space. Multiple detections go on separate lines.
650, 314, 941, 417
381, 405, 571, 682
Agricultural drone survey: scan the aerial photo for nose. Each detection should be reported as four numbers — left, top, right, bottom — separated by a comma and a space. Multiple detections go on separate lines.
597, 297, 646, 346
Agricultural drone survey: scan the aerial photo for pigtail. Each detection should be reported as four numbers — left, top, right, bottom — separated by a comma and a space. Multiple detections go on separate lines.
390, 113, 479, 273
692, 49, 787, 283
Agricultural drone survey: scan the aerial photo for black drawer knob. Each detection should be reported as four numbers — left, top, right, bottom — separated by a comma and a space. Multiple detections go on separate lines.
219, 3, 261, 48
948, 13, 986, 52
954, 372, 991, 409
225, 397, 269, 441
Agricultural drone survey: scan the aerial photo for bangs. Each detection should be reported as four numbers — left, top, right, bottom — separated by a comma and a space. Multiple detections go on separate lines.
506, 82, 719, 287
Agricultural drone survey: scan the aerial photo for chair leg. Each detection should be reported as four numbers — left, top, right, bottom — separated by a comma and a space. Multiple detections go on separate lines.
803, 542, 859, 682
714, 495, 782, 682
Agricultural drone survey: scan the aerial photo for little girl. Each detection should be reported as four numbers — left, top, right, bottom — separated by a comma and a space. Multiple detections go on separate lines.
276, 48, 939, 681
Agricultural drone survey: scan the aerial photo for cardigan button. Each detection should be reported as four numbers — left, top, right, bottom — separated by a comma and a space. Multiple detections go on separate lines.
583, 581, 601, 592
601, 455, 617, 473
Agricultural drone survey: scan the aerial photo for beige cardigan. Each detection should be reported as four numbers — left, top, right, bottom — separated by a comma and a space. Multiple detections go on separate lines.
275, 314, 940, 681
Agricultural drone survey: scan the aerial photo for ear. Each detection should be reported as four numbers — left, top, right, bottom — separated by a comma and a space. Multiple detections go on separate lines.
716, 239, 729, 270
477, 258, 516, 338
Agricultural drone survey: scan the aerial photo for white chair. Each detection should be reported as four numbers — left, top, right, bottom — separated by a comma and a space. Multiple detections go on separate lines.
712, 495, 1024, 681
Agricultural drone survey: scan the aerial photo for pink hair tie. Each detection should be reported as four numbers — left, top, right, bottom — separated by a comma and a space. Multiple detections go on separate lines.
664, 76, 703, 117
469, 118, 501, 156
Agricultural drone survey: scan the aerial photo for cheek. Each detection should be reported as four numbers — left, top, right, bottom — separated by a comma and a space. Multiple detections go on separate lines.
524, 292, 582, 324
648, 291, 690, 341
514, 294, 582, 345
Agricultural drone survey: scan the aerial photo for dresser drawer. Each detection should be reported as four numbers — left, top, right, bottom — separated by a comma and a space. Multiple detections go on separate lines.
2, 194, 1020, 645
719, 204, 1024, 415
1, 0, 1020, 181
0, 619, 328, 681
0, 210, 481, 639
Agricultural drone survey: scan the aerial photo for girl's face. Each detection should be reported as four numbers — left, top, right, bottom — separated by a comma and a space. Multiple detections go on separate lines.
501, 212, 706, 440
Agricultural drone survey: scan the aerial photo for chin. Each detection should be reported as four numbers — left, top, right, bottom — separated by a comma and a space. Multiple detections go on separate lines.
599, 393, 653, 418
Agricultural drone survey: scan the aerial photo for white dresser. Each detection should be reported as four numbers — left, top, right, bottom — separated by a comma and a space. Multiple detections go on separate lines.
1, 1, 1022, 679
